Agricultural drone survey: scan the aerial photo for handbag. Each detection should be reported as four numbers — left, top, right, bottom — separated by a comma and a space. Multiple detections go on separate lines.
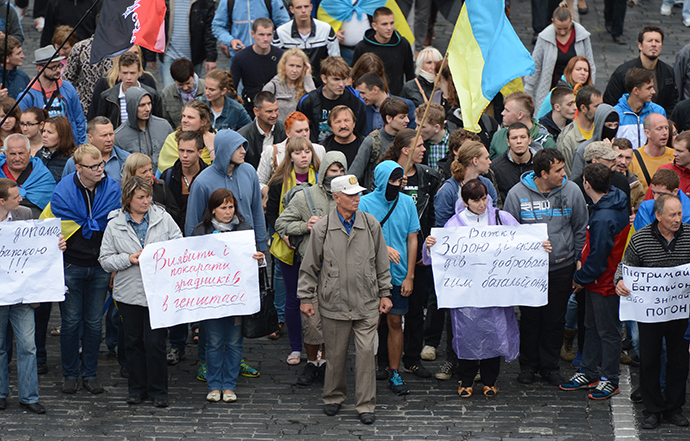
241, 266, 279, 338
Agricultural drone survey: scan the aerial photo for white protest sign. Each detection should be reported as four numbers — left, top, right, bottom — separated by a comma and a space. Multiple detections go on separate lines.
429, 224, 549, 308
0, 218, 65, 305
620, 264, 690, 323
139, 230, 261, 329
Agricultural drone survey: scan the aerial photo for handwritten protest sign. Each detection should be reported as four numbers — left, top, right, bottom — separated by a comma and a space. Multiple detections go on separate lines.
429, 224, 549, 308
620, 264, 690, 323
140, 230, 261, 329
0, 218, 65, 305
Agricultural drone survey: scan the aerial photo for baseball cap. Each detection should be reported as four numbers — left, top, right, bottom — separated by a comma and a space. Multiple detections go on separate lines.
584, 141, 620, 162
331, 175, 366, 195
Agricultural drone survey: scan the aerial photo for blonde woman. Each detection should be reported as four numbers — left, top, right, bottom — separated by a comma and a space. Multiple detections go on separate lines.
122, 153, 180, 223
263, 49, 316, 123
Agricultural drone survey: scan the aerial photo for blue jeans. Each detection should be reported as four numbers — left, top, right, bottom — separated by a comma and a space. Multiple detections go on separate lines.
273, 257, 286, 323
204, 316, 243, 391
61, 263, 110, 379
564, 293, 578, 330
663, 0, 690, 19
158, 53, 205, 89
0, 304, 39, 403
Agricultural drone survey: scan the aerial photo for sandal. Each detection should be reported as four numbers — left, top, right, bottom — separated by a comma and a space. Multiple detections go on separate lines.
483, 385, 498, 397
458, 386, 473, 398
287, 351, 301, 365
267, 322, 284, 340
222, 390, 237, 402
206, 391, 221, 402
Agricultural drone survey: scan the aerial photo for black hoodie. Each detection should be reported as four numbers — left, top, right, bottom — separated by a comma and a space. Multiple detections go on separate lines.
351, 29, 415, 95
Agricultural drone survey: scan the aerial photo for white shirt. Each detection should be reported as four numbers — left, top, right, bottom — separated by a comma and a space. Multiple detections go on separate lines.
256, 119, 275, 149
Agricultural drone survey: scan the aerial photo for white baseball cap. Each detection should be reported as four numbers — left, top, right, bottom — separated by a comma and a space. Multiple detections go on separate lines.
331, 175, 366, 195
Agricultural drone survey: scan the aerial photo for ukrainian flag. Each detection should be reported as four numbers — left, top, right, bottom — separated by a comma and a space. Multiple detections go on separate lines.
317, 0, 414, 46
448, 0, 534, 132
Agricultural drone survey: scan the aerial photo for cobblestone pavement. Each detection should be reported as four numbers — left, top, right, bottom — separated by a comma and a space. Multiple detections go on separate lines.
4, 1, 690, 440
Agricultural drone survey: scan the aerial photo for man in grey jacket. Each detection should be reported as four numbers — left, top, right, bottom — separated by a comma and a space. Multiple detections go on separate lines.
298, 174, 392, 425
503, 148, 588, 387
115, 87, 174, 171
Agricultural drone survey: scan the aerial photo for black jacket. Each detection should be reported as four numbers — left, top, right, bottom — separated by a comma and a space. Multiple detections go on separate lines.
153, 0, 218, 65
408, 163, 442, 238
236, 120, 287, 169
40, 0, 100, 47
490, 150, 535, 203
351, 29, 415, 95
159, 158, 208, 232
539, 111, 570, 141
603, 57, 679, 116
152, 179, 181, 225
671, 98, 690, 132
87, 74, 159, 122
574, 171, 632, 215
97, 84, 163, 128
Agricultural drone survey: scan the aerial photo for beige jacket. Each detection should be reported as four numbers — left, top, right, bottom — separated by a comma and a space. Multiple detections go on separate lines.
297, 209, 392, 321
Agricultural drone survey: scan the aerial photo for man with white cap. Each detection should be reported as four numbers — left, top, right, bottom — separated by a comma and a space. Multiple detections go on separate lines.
297, 174, 392, 425
17, 46, 86, 144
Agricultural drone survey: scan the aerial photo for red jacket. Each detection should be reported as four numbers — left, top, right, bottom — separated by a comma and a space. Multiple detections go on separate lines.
644, 161, 690, 199
580, 223, 630, 296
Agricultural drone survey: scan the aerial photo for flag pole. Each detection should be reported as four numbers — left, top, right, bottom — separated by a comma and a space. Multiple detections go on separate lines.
0, 0, 102, 128
2, 2, 10, 89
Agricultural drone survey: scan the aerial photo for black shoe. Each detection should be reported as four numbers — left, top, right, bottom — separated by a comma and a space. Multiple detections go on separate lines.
317, 363, 326, 383
127, 394, 146, 405
578, 7, 589, 14
36, 363, 47, 375
664, 413, 690, 427
120, 366, 129, 379
517, 370, 535, 384
82, 379, 104, 394
605, 21, 612, 34
20, 402, 46, 414
323, 403, 341, 416
376, 365, 389, 381
153, 398, 168, 408
641, 413, 661, 429
62, 378, 78, 394
403, 362, 432, 378
0, 397, 6, 410
612, 35, 628, 45
630, 388, 642, 403
359, 412, 375, 424
542, 370, 564, 387
297, 363, 319, 386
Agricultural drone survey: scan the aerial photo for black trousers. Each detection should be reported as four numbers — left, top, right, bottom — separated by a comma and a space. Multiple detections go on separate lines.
639, 319, 689, 416
118, 302, 168, 400
423, 277, 445, 349
531, 0, 560, 34
402, 265, 429, 367
604, 0, 627, 37
519, 264, 575, 376
34, 302, 51, 365
458, 357, 501, 387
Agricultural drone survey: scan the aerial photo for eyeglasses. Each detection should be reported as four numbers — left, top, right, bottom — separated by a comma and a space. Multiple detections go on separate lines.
79, 161, 106, 171
19, 122, 40, 127
45, 64, 62, 71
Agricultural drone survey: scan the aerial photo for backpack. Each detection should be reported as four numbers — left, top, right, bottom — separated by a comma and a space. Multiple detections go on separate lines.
280, 182, 318, 250
226, 0, 274, 35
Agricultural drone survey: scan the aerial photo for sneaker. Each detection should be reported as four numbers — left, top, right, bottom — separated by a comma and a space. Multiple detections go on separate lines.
588, 380, 619, 400
517, 369, 535, 384
239, 360, 260, 377
684, 17, 690, 27
167, 348, 185, 365
388, 369, 410, 395
82, 379, 104, 394
435, 361, 458, 380
630, 388, 642, 403
661, 3, 673, 15
196, 362, 207, 382
376, 365, 389, 380
542, 370, 565, 387
560, 371, 599, 391
403, 362, 432, 378
297, 362, 319, 386
421, 345, 436, 361
620, 351, 632, 365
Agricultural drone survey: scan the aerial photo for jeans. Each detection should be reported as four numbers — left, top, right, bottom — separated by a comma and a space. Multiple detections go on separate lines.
197, 321, 207, 364
278, 259, 302, 353
273, 257, 286, 323
663, 0, 690, 19
158, 53, 205, 89
61, 263, 110, 379
580, 291, 621, 384
169, 323, 188, 351
118, 302, 168, 399
204, 316, 243, 391
0, 304, 39, 403
564, 293, 578, 330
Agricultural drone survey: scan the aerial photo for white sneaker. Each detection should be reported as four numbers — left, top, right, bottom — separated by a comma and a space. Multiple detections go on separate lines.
684, 17, 690, 26
420, 345, 436, 361
661, 3, 673, 15
34, 17, 45, 32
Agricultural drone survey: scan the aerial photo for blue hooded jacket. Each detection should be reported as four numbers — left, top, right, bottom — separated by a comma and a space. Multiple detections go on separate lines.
614, 93, 666, 149
184, 130, 268, 251
634, 190, 690, 231
359, 160, 420, 285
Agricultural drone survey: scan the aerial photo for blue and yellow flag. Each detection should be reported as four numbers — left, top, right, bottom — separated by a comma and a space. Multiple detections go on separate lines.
447, 0, 534, 132
317, 0, 414, 46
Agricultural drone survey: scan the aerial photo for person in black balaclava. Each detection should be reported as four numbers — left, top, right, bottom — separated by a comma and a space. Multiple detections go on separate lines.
570, 104, 620, 181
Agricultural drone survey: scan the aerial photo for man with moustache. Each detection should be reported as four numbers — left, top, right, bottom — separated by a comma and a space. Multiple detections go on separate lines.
322, 105, 363, 168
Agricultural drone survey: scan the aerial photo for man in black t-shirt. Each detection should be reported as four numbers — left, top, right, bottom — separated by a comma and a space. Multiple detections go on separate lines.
230, 18, 284, 115
322, 105, 364, 168
297, 56, 366, 143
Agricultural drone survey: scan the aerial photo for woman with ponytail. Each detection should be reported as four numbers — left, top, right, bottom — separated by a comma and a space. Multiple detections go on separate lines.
202, 69, 252, 131
262, 49, 316, 123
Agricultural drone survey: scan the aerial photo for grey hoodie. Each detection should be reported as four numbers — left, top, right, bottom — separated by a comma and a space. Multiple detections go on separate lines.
569, 104, 618, 181
275, 151, 347, 259
114, 87, 174, 170
503, 171, 588, 271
